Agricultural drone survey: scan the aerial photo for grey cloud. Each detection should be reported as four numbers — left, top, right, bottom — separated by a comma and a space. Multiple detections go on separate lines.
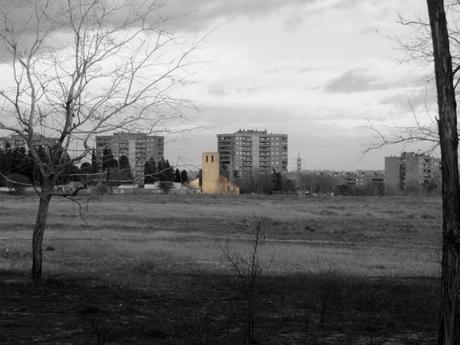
0, 0, 312, 63
159, 0, 394, 32
1, 0, 316, 32
158, 0, 318, 31
207, 82, 270, 97
0, 0, 394, 42
0, 0, 176, 63
283, 13, 304, 32
0, 0, 165, 35
264, 65, 312, 75
187, 104, 305, 133
325, 68, 391, 93
234, 85, 270, 94
334, 0, 383, 10
358, 26, 379, 35
0, 0, 61, 63
207, 88, 229, 96
380, 89, 436, 111
325, 68, 430, 94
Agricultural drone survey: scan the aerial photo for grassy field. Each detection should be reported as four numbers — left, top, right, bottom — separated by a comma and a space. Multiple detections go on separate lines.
0, 193, 442, 344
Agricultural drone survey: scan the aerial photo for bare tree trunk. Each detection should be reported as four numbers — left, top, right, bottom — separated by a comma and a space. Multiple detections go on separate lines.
32, 187, 52, 282
426, 1, 460, 344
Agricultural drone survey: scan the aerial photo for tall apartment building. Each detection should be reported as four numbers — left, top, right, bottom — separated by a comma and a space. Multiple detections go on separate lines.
384, 152, 441, 193
0, 134, 58, 151
95, 132, 164, 185
217, 129, 288, 176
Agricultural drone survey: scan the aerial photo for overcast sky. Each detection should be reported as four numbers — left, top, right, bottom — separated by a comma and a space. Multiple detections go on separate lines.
0, 0, 436, 171
159, 0, 436, 171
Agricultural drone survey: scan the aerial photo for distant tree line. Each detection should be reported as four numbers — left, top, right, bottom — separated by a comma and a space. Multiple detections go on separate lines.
296, 173, 337, 194
144, 156, 188, 184
0, 144, 190, 190
334, 182, 384, 197
0, 143, 81, 189
92, 147, 189, 185
297, 173, 385, 196
234, 170, 296, 194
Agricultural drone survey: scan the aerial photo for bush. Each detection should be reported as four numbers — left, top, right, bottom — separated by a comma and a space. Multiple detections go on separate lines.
158, 181, 173, 194
92, 183, 111, 196
5, 173, 31, 194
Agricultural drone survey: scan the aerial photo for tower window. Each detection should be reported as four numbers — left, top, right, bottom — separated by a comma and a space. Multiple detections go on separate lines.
206, 155, 208, 162
211, 155, 214, 163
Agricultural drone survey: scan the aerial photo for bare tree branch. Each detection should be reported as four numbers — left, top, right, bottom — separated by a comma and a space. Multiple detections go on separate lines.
0, 0, 202, 281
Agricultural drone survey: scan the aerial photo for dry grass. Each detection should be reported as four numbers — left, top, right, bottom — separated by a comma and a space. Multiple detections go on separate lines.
0, 193, 442, 280
0, 193, 442, 344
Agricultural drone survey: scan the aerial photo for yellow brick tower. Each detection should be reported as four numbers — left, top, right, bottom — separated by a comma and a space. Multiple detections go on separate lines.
202, 152, 220, 194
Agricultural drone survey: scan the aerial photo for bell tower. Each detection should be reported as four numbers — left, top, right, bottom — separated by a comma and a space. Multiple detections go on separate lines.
202, 152, 220, 194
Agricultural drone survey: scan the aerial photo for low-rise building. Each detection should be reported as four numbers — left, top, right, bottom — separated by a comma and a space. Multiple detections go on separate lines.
384, 152, 441, 194
0, 134, 58, 150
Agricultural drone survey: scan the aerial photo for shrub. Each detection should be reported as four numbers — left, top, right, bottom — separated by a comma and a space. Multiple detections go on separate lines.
158, 181, 173, 194
92, 183, 111, 196
5, 173, 31, 194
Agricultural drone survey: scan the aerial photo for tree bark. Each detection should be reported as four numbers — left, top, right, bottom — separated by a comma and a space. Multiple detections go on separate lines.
31, 190, 52, 282
426, 1, 460, 344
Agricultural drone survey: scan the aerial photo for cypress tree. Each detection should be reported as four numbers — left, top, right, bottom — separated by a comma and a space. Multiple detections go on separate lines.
174, 168, 181, 183
144, 157, 157, 184
91, 149, 98, 172
180, 170, 189, 183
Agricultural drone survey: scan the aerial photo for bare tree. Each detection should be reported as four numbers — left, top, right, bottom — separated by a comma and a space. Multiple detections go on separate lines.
220, 220, 265, 345
0, 0, 199, 281
426, 1, 460, 344
366, 1, 460, 151
370, 2, 460, 343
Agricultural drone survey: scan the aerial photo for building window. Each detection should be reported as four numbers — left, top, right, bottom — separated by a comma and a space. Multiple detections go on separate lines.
206, 155, 208, 162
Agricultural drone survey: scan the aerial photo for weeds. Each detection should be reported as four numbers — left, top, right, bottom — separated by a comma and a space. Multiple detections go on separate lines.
220, 219, 265, 345
313, 258, 344, 329
0, 245, 30, 270
82, 291, 111, 345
